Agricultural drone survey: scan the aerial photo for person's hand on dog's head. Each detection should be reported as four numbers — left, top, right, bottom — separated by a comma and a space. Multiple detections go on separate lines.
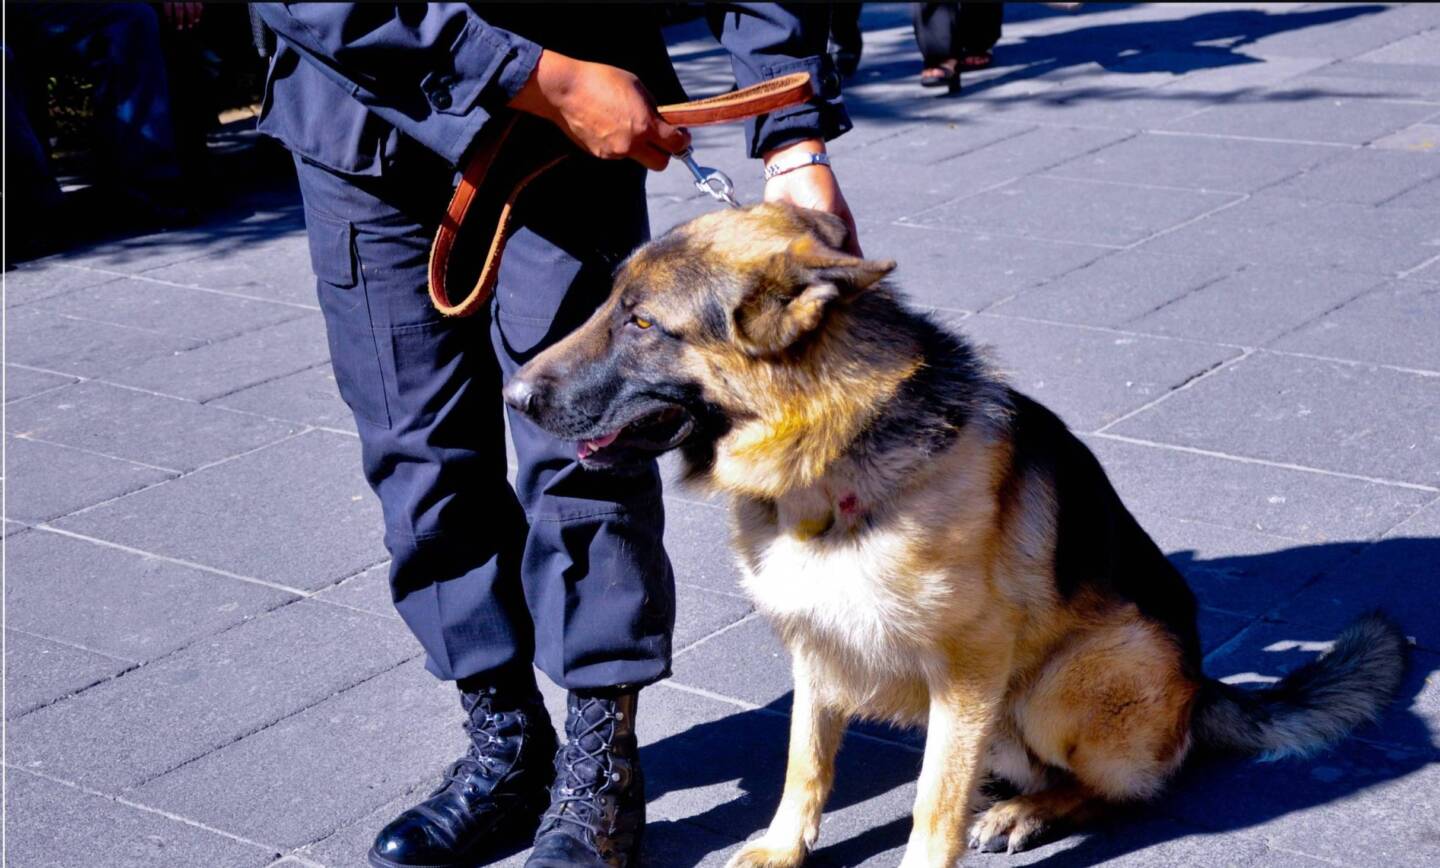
762, 139, 861, 256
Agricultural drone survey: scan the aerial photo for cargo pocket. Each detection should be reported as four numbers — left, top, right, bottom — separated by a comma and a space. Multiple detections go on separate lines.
305, 208, 392, 428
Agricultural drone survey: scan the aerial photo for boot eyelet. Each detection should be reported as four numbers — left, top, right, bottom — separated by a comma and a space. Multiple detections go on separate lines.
615, 711, 624, 721
610, 772, 621, 782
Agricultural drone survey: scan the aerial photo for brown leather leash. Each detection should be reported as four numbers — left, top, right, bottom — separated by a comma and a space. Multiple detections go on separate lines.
427, 72, 814, 318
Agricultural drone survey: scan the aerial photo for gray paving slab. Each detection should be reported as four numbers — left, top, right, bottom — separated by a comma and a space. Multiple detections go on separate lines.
5, 530, 295, 662
1047, 131, 1339, 193
6, 380, 302, 472
130, 658, 464, 850
1270, 279, 1440, 372
1274, 498, 1440, 651
1123, 264, 1384, 346
3, 262, 125, 308
104, 314, 329, 403
2, 518, 29, 538
3, 365, 78, 404
138, 235, 318, 308
3, 304, 204, 379
1083, 435, 1434, 542
1369, 121, 1440, 153
4, 630, 133, 719
1408, 254, 1440, 281
53, 430, 386, 591
960, 313, 1240, 433
1240, 2, 1440, 63
6, 600, 418, 789
1108, 352, 1440, 487
843, 117, 1036, 166
859, 220, 1107, 312
32, 276, 309, 342
311, 562, 394, 620
670, 617, 791, 710
988, 248, 1237, 327
209, 364, 357, 434
1353, 27, 1440, 67
907, 175, 1239, 248
1149, 515, 1363, 619
1384, 173, 1440, 210
900, 123, 1134, 191
674, 585, 753, 653
1155, 738, 1440, 867
1273, 68, 1440, 103
3, 770, 279, 868
1261, 147, 1440, 205
3, 435, 174, 523
1136, 194, 1440, 276
663, 497, 743, 595
1155, 92, 1438, 145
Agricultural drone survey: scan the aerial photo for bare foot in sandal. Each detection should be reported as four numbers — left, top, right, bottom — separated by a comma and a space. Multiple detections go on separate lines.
920, 58, 960, 89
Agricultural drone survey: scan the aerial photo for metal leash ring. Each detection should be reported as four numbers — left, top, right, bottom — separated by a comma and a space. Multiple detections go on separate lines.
678, 147, 741, 209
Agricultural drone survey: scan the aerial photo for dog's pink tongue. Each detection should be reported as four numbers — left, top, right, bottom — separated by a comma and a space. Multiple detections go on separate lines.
578, 430, 621, 459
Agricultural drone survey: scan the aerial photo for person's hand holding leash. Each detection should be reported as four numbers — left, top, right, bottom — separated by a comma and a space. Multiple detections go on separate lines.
763, 138, 862, 255
510, 49, 691, 172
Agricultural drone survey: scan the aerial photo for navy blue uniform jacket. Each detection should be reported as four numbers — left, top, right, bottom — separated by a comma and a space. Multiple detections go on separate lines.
253, 3, 851, 176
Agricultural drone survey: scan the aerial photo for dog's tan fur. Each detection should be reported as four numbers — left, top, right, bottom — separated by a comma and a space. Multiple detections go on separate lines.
509, 204, 1408, 867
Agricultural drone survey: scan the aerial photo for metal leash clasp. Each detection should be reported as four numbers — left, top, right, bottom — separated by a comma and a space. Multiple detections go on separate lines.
677, 146, 741, 209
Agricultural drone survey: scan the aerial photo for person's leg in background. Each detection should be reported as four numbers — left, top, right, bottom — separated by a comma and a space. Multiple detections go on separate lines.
958, 2, 1004, 68
829, 3, 864, 78
913, 2, 963, 89
489, 155, 674, 868
291, 146, 556, 868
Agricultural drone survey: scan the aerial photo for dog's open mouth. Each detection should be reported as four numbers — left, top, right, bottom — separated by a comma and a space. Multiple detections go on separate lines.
576, 406, 693, 465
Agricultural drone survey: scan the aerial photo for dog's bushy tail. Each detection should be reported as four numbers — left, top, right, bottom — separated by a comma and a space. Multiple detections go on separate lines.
1193, 613, 1409, 760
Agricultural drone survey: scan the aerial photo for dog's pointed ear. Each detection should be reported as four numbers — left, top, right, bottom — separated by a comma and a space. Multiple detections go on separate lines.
735, 235, 896, 356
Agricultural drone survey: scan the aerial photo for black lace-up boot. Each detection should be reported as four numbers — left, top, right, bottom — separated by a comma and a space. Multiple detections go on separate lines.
525, 691, 644, 868
368, 678, 557, 868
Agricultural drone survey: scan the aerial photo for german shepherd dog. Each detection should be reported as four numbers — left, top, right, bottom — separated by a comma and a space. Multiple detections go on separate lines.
502, 203, 1408, 867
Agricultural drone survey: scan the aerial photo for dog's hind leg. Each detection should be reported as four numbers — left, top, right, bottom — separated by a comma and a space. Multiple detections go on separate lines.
727, 658, 846, 868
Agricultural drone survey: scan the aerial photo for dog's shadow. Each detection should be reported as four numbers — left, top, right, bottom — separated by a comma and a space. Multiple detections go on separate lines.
643, 536, 1440, 866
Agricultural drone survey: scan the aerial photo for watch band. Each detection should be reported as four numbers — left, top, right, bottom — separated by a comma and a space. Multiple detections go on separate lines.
764, 152, 831, 181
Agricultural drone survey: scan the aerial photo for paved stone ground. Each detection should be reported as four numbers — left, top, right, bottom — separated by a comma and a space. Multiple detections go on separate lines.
5, 3, 1440, 866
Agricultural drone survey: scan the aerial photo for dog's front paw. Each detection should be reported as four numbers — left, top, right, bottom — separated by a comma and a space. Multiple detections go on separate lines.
725, 836, 809, 868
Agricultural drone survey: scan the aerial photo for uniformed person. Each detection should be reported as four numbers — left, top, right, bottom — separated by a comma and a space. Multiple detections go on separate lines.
251, 5, 856, 866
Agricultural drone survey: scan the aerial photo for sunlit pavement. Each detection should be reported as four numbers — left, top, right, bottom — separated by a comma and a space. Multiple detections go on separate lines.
5, 4, 1439, 866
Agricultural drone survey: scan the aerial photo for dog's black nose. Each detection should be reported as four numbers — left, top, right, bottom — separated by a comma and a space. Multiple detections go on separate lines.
502, 377, 537, 415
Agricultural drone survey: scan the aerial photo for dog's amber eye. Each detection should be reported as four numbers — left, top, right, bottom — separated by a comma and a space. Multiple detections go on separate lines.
631, 314, 653, 330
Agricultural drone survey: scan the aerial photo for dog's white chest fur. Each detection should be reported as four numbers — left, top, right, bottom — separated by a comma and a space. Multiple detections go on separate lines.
739, 524, 944, 672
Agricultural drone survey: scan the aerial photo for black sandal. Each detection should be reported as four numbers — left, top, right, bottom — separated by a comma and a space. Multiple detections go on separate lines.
920, 60, 960, 91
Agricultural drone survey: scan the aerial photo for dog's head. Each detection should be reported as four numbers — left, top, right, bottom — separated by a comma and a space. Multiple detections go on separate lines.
503, 202, 896, 470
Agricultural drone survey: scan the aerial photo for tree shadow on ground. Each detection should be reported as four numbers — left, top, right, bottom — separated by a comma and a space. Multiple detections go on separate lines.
8, 124, 303, 270
645, 536, 1439, 866
842, 3, 1389, 124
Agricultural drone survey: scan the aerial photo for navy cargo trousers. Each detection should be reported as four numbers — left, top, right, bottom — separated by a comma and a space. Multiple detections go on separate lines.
293, 141, 675, 691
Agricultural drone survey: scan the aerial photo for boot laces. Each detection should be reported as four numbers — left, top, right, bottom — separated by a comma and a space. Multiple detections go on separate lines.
543, 701, 624, 835
441, 688, 512, 787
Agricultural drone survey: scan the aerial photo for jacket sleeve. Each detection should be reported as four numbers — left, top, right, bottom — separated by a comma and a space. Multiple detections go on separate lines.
253, 3, 540, 166
705, 4, 852, 158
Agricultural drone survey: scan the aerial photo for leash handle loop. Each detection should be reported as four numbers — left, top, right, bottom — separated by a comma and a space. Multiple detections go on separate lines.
429, 73, 814, 317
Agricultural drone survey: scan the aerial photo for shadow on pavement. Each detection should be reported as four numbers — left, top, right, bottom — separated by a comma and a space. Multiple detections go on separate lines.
843, 4, 1390, 123
646, 536, 1438, 866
